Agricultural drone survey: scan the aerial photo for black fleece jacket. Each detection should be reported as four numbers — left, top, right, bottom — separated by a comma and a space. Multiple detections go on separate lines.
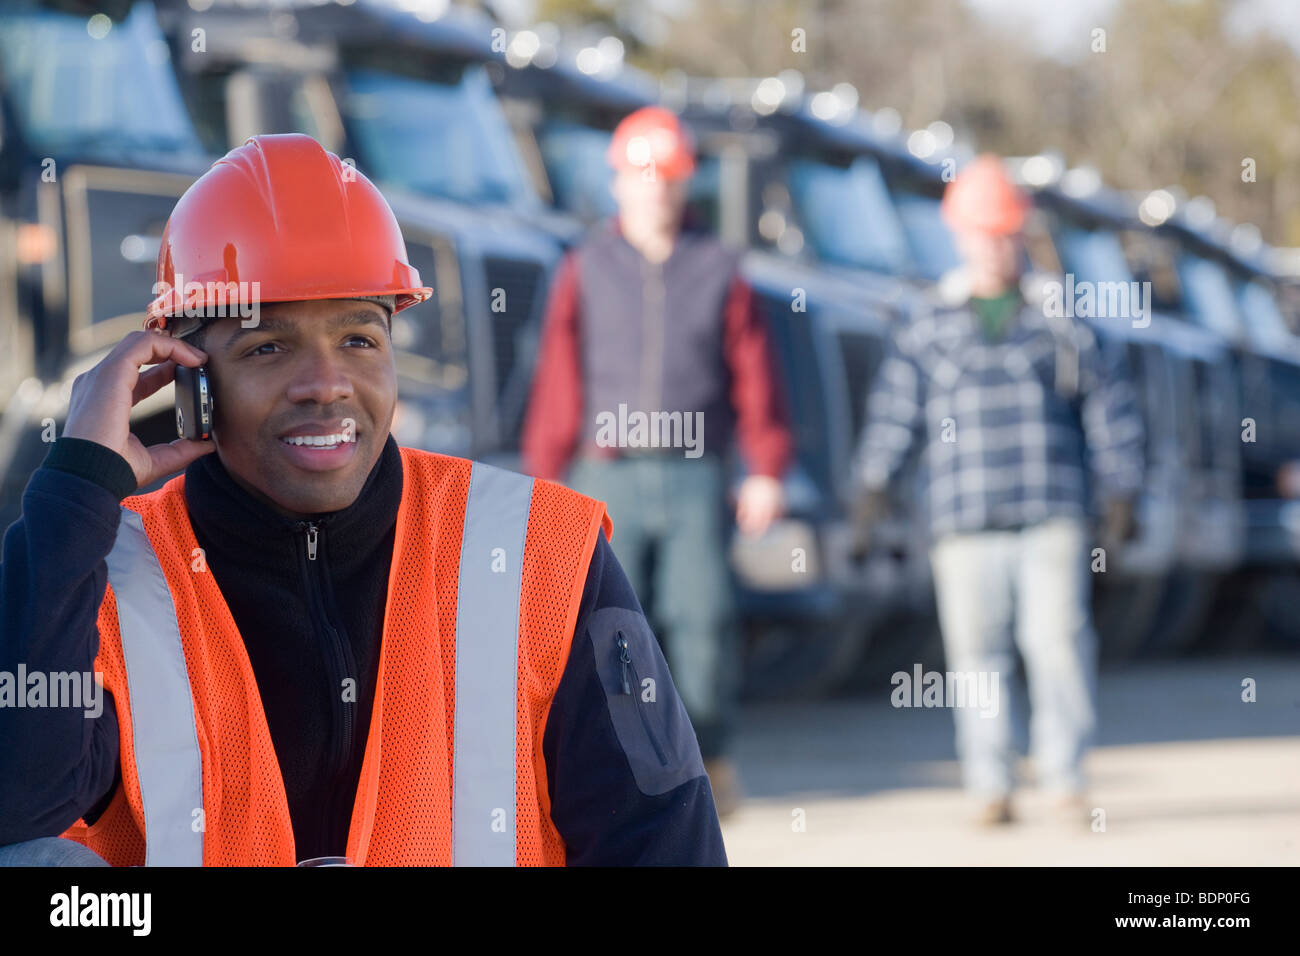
0, 435, 726, 865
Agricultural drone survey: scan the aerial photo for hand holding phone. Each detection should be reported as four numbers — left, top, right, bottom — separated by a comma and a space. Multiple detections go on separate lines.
62, 330, 216, 490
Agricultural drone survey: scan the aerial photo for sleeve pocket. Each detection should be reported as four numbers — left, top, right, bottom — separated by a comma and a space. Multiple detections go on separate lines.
585, 606, 707, 796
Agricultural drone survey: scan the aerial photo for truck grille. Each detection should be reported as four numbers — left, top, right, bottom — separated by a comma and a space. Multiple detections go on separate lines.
834, 328, 884, 443
756, 291, 833, 497
483, 254, 544, 449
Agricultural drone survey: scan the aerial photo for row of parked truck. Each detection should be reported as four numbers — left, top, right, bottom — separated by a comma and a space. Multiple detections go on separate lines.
2, 0, 1297, 696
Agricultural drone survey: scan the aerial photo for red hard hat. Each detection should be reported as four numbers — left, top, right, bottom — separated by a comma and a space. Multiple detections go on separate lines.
940, 154, 1031, 236
606, 106, 696, 180
145, 134, 431, 332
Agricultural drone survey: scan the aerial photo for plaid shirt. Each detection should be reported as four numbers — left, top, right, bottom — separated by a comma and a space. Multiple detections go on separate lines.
852, 275, 1145, 538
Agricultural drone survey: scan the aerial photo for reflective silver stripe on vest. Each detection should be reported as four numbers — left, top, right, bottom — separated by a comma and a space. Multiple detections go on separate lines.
106, 509, 204, 867
452, 462, 534, 866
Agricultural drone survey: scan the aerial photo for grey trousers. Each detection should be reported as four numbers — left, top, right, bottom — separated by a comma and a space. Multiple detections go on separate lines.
929, 517, 1099, 798
0, 836, 110, 866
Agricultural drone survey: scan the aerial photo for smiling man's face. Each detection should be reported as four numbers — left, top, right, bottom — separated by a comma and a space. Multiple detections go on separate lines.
195, 298, 397, 517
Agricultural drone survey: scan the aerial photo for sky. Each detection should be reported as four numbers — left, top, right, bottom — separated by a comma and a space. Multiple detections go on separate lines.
500, 0, 1300, 57
965, 0, 1300, 59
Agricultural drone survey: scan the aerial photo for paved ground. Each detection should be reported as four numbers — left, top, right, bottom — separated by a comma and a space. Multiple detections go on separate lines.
718, 656, 1300, 865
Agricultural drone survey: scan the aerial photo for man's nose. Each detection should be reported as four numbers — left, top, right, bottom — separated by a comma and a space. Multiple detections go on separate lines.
284, 348, 355, 405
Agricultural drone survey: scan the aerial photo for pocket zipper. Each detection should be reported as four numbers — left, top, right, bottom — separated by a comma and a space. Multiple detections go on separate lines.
616, 630, 669, 767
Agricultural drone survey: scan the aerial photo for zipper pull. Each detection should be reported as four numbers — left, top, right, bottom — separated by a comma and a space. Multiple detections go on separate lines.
616, 631, 632, 695
306, 522, 318, 561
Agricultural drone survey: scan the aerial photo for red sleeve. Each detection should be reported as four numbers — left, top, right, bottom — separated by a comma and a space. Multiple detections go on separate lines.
522, 252, 584, 481
723, 274, 794, 479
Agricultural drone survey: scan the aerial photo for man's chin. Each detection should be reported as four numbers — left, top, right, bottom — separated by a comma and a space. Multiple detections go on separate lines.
266, 483, 363, 518
258, 462, 369, 517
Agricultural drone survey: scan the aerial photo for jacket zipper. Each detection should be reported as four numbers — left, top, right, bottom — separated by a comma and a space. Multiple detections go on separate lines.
294, 519, 358, 852
639, 258, 665, 419
616, 630, 669, 767
617, 630, 633, 695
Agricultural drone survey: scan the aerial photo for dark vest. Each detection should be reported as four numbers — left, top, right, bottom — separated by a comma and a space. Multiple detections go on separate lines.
574, 223, 741, 459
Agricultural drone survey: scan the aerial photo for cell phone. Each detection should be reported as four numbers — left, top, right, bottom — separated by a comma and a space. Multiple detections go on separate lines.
174, 364, 214, 441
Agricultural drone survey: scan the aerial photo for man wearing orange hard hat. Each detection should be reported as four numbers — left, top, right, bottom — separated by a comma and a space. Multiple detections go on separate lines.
522, 106, 794, 817
0, 133, 727, 866
850, 154, 1145, 828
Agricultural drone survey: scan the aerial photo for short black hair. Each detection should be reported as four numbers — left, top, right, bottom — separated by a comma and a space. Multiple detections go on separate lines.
184, 323, 209, 353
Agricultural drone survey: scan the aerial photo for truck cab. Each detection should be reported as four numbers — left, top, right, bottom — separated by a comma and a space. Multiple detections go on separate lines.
670, 86, 971, 691
1139, 214, 1300, 652
156, 0, 570, 466
1027, 184, 1244, 658
0, 0, 212, 526
495, 64, 908, 693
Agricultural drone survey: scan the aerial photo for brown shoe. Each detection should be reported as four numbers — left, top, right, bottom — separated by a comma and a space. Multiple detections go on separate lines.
972, 795, 1014, 826
704, 758, 743, 820
1050, 792, 1093, 829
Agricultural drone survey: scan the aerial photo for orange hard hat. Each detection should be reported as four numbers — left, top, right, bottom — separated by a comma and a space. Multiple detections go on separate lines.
940, 154, 1031, 236
144, 134, 431, 333
606, 106, 696, 180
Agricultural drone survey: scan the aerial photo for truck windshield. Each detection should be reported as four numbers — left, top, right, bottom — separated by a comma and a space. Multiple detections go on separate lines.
1176, 251, 1243, 338
891, 190, 960, 280
1237, 278, 1295, 351
0, 2, 199, 159
536, 118, 616, 221
1052, 224, 1135, 285
342, 64, 537, 207
786, 155, 911, 273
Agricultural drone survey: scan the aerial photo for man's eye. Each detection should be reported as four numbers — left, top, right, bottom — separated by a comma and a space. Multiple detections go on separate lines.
247, 342, 279, 356
346, 335, 378, 348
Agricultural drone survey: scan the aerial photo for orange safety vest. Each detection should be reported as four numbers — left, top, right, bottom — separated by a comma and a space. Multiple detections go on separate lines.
60, 446, 612, 866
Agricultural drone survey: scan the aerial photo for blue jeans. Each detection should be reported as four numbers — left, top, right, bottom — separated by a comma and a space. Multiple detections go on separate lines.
568, 454, 739, 759
0, 837, 110, 866
929, 517, 1099, 798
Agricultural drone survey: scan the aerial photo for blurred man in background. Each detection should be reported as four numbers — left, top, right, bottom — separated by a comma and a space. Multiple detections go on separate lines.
522, 106, 794, 817
850, 155, 1144, 827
